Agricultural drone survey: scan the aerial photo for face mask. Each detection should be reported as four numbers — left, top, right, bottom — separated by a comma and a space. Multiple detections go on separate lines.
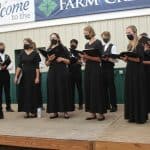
103, 38, 110, 43
85, 35, 91, 40
71, 45, 77, 50
0, 48, 5, 54
51, 39, 58, 45
24, 44, 31, 49
127, 34, 134, 41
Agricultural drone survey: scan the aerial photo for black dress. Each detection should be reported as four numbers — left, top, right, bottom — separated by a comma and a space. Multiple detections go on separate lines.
143, 49, 150, 113
84, 39, 106, 114
124, 44, 148, 123
47, 44, 74, 113
17, 50, 41, 113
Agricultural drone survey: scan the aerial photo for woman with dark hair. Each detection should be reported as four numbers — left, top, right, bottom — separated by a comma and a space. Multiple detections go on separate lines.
121, 25, 148, 124
14, 38, 41, 118
80, 25, 106, 121
46, 33, 74, 119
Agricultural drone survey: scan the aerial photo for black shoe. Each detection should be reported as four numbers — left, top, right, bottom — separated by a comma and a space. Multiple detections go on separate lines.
64, 114, 70, 119
98, 116, 105, 121
86, 116, 97, 120
30, 114, 37, 118
110, 107, 117, 112
79, 105, 83, 110
50, 114, 59, 119
0, 111, 4, 119
6, 108, 15, 112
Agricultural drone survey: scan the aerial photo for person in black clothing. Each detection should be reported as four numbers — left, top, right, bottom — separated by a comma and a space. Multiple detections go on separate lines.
80, 25, 106, 121
69, 39, 83, 110
46, 33, 74, 119
101, 31, 117, 112
14, 38, 41, 118
141, 36, 150, 114
0, 42, 14, 119
121, 25, 148, 124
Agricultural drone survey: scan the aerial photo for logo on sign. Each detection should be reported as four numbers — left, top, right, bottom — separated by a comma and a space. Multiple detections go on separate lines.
39, 0, 57, 17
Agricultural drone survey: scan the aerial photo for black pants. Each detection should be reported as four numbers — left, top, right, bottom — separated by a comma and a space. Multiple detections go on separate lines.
0, 71, 11, 111
102, 66, 117, 109
71, 73, 83, 106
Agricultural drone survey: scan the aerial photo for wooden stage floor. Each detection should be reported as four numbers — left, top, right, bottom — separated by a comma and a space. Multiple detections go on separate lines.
0, 104, 150, 150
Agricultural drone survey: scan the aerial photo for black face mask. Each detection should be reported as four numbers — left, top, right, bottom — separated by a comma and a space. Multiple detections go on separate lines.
0, 48, 5, 54
70, 45, 77, 50
103, 38, 110, 43
51, 39, 58, 45
127, 34, 134, 41
85, 35, 91, 40
24, 44, 31, 50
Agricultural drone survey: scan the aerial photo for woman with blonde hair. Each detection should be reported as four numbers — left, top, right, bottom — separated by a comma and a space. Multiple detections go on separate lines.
121, 25, 148, 123
80, 25, 106, 121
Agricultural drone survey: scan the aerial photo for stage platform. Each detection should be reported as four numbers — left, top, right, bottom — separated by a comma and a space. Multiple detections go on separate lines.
0, 104, 150, 150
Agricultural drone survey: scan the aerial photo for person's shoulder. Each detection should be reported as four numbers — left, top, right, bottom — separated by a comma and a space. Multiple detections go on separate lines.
59, 44, 69, 51
96, 39, 102, 44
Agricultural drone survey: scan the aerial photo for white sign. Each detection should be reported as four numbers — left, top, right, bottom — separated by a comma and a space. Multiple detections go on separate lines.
0, 0, 35, 26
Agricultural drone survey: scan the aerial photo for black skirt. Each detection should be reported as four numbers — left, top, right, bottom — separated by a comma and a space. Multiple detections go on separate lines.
47, 62, 74, 113
84, 61, 106, 114
18, 69, 38, 113
124, 61, 148, 123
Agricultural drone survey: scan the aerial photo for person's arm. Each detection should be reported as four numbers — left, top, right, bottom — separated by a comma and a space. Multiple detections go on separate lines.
34, 53, 41, 84
83, 54, 101, 62
35, 68, 40, 84
14, 53, 22, 84
56, 57, 70, 64
14, 67, 21, 84
45, 54, 56, 66
127, 57, 140, 63
143, 61, 150, 65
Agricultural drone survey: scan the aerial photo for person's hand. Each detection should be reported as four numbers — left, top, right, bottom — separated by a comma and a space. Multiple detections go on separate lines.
120, 56, 128, 62
102, 57, 109, 61
79, 53, 84, 58
56, 57, 64, 63
35, 77, 39, 84
48, 54, 56, 61
77, 59, 82, 64
14, 76, 18, 84
1, 65, 7, 70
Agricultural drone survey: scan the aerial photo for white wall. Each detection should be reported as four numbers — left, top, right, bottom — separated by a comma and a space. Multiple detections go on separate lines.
0, 14, 150, 73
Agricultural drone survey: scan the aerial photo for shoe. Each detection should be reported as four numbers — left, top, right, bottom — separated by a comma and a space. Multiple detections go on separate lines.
86, 116, 97, 120
30, 114, 37, 118
50, 114, 59, 119
98, 116, 105, 121
0, 111, 4, 119
24, 115, 30, 119
110, 107, 117, 112
64, 115, 70, 119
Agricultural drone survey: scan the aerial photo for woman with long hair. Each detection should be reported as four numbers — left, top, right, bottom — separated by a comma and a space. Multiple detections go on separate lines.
46, 33, 74, 119
121, 25, 148, 124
